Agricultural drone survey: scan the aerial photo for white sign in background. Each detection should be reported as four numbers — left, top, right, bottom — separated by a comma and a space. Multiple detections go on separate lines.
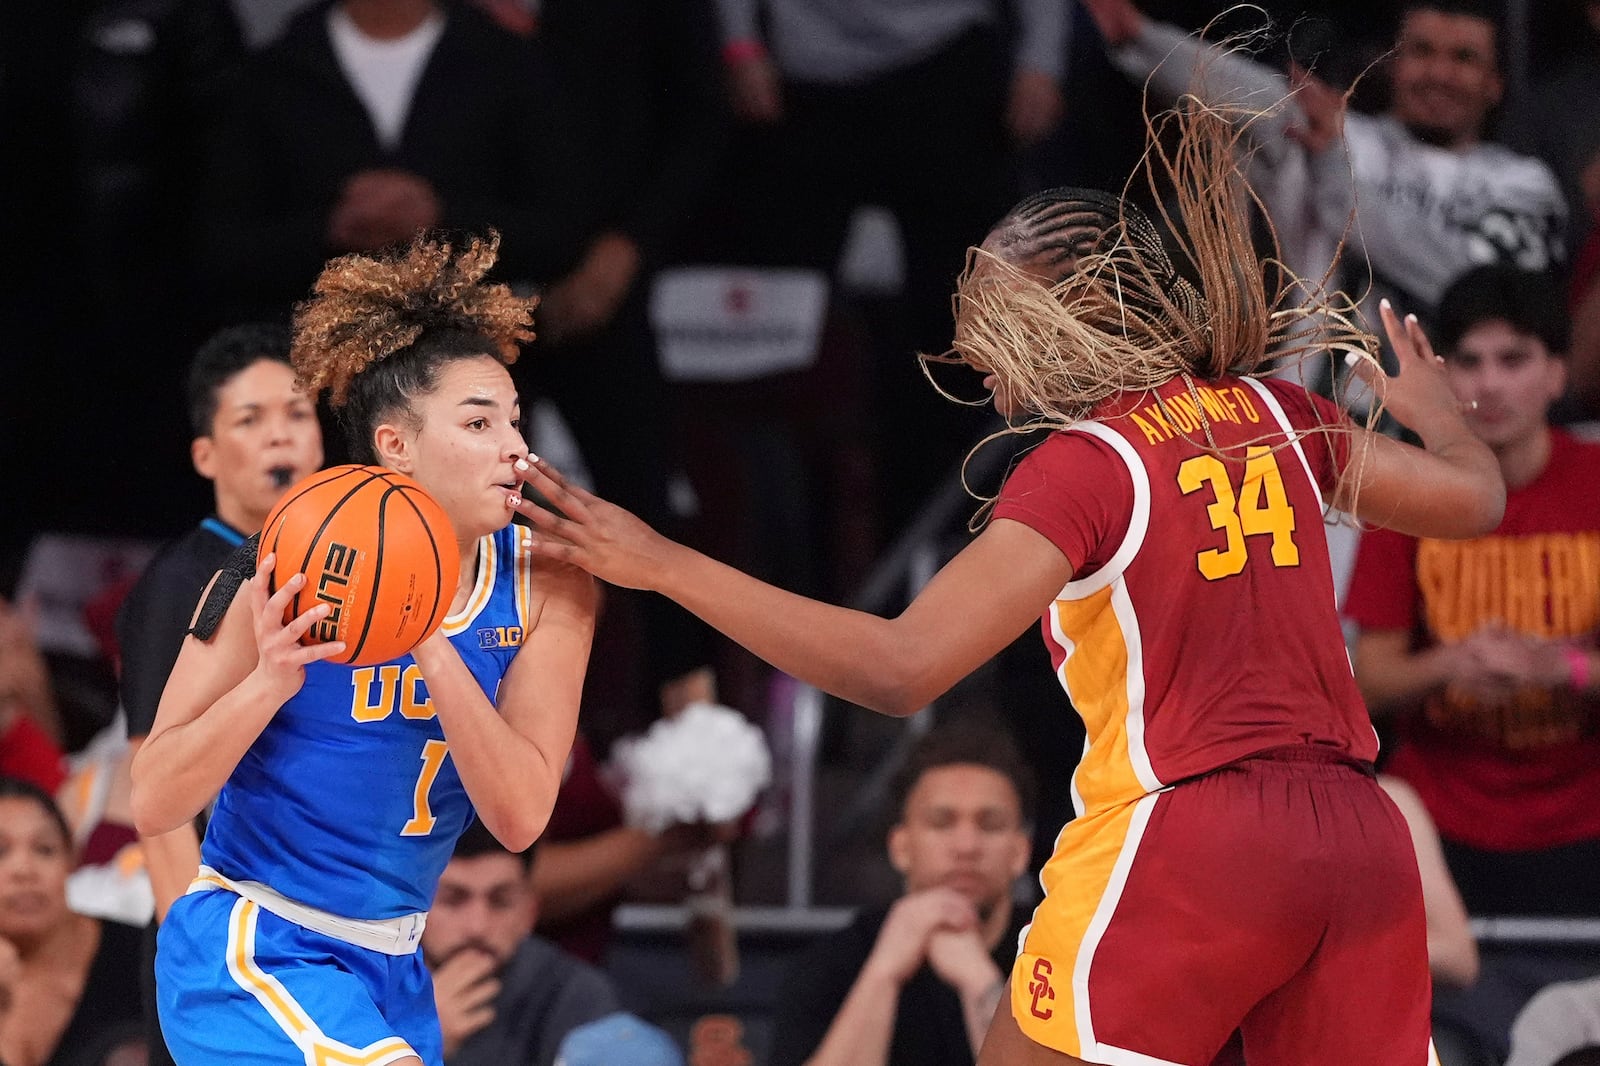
650, 267, 829, 383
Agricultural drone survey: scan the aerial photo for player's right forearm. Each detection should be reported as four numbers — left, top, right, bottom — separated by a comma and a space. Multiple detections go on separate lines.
130, 671, 284, 835
1408, 413, 1506, 539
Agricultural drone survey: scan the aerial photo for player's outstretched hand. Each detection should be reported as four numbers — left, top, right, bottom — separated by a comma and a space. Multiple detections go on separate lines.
1363, 299, 1468, 435
249, 554, 347, 699
507, 456, 677, 591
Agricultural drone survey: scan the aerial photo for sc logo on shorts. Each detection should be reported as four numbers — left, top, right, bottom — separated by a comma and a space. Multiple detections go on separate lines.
1029, 958, 1056, 1020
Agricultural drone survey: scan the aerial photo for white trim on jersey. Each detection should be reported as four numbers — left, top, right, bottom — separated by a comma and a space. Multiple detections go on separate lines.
1044, 422, 1162, 796
1059, 422, 1153, 601
441, 534, 496, 636
1093, 1045, 1190, 1066
1110, 576, 1163, 794
1069, 735, 1090, 820
1239, 377, 1320, 501
1046, 608, 1096, 822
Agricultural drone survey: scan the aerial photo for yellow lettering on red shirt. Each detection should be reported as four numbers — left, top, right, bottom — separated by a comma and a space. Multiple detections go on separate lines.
1229, 387, 1260, 423
1141, 404, 1176, 440
1417, 531, 1600, 749
1129, 412, 1166, 446
1195, 386, 1237, 425
1418, 532, 1600, 641
1168, 393, 1204, 433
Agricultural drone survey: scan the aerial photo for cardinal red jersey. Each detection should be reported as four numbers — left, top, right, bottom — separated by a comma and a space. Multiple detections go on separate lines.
993, 374, 1374, 817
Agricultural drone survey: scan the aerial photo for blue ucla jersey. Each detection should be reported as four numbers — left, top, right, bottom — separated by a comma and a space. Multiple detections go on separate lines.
201, 524, 536, 920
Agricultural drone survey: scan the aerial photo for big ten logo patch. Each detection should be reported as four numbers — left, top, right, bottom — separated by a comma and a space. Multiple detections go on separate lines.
1028, 958, 1056, 1020
349, 664, 434, 722
689, 1015, 751, 1066
476, 625, 523, 650
312, 542, 358, 642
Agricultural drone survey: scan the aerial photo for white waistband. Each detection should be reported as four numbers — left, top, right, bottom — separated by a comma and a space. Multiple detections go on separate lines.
188, 866, 427, 956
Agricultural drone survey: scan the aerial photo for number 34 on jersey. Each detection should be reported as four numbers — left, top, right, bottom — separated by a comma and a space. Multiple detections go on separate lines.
1178, 445, 1302, 580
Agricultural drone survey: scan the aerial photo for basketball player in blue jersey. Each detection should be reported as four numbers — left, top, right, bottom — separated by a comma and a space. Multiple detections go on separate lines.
129, 232, 598, 1066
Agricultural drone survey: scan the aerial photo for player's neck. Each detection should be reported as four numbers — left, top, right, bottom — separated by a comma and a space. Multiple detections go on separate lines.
1495, 423, 1553, 491
340, 0, 436, 39
451, 538, 480, 613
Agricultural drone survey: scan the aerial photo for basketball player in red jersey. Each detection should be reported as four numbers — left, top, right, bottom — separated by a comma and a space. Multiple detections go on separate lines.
508, 101, 1504, 1065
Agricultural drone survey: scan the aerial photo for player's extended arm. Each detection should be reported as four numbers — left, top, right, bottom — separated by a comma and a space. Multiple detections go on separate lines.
1333, 302, 1505, 539
1087, 0, 1300, 167
411, 559, 596, 852
1378, 776, 1479, 987
130, 559, 344, 836
513, 463, 1072, 718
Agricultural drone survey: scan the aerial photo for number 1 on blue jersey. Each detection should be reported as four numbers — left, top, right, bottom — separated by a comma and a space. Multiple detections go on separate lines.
402, 739, 450, 836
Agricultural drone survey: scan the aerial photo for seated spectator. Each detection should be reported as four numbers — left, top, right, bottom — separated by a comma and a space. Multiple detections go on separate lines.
198, 0, 596, 322
423, 820, 620, 1066
768, 721, 1033, 1066
1346, 265, 1600, 917
1507, 978, 1600, 1066
555, 1013, 686, 1066
1083, 0, 1567, 398
0, 595, 66, 790
0, 662, 66, 798
1377, 774, 1479, 988
0, 776, 144, 1066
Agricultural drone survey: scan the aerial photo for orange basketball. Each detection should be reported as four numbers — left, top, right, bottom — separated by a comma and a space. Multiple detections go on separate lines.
259, 465, 456, 666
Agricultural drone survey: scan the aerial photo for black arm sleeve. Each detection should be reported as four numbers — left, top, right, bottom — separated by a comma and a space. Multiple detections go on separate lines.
116, 534, 257, 739
188, 535, 259, 641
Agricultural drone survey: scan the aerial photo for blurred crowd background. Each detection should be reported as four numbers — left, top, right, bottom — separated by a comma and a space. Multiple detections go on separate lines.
5, 1, 1600, 1065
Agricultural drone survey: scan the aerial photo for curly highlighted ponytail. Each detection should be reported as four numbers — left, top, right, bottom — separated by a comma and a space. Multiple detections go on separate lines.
290, 231, 538, 462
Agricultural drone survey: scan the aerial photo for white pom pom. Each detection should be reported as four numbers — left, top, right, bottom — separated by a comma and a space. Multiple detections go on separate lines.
609, 702, 772, 834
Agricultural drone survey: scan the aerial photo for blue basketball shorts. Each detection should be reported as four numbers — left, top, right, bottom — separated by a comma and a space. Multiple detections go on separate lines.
156, 887, 442, 1066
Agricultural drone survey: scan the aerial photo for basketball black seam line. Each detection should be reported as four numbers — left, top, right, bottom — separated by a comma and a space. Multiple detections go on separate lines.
387, 485, 449, 644
294, 469, 387, 638
260, 466, 366, 597
345, 484, 397, 664
262, 465, 366, 609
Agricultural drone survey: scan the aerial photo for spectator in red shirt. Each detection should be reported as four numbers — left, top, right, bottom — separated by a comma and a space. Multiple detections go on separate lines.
0, 598, 66, 796
1346, 264, 1600, 918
